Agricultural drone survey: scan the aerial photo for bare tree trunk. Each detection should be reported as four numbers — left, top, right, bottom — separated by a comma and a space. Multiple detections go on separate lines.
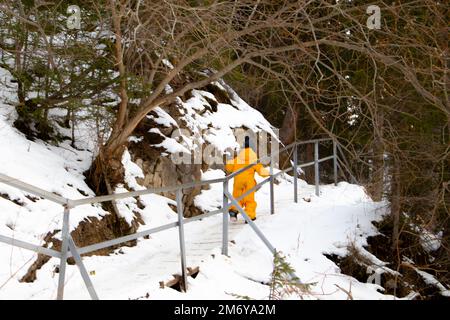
391, 158, 401, 251
371, 110, 385, 201
279, 105, 298, 146
14, 31, 25, 105
304, 142, 315, 184
279, 105, 298, 169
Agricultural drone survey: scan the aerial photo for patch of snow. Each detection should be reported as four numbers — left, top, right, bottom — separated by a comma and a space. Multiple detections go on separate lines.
420, 230, 442, 253
170, 85, 278, 156
148, 107, 178, 128
153, 133, 191, 155
194, 169, 225, 212
116, 148, 177, 228
415, 269, 450, 297
162, 59, 174, 69
164, 84, 174, 94
128, 136, 144, 143
114, 184, 138, 225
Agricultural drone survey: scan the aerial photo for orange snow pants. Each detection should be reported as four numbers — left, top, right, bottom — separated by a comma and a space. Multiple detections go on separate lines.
225, 148, 269, 220
229, 177, 258, 219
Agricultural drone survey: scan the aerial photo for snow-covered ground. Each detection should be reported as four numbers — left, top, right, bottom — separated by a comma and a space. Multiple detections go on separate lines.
0, 169, 394, 300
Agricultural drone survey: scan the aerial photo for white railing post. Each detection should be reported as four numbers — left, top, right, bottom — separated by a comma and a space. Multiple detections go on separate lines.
333, 140, 338, 186
270, 152, 275, 214
68, 237, 99, 300
314, 141, 320, 196
176, 189, 188, 292
57, 206, 70, 300
293, 144, 298, 203
222, 180, 229, 256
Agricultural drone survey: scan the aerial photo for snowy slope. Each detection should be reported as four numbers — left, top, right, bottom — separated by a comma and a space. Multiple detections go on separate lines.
0, 67, 177, 289
0, 69, 104, 239
0, 67, 111, 291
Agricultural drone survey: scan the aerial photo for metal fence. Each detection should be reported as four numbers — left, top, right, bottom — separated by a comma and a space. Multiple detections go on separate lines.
0, 137, 340, 300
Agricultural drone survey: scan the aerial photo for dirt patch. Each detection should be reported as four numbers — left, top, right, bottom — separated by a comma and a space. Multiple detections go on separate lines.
128, 110, 205, 218
367, 218, 448, 300
13, 101, 68, 143
0, 193, 24, 206
324, 253, 370, 285
20, 231, 61, 283
20, 209, 144, 283
324, 250, 412, 297
203, 83, 232, 105
160, 266, 200, 292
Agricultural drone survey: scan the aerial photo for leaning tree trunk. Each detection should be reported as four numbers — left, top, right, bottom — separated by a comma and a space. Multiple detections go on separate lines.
371, 109, 385, 201
87, 0, 130, 195
391, 157, 401, 252
86, 129, 128, 194
278, 105, 298, 169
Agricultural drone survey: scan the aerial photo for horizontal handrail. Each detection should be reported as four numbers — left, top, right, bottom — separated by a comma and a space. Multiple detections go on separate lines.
0, 173, 69, 205
296, 137, 333, 145
66, 208, 224, 257
318, 155, 334, 163
68, 221, 180, 257
68, 177, 226, 207
0, 234, 61, 258
226, 140, 283, 179
225, 138, 332, 180
184, 208, 223, 223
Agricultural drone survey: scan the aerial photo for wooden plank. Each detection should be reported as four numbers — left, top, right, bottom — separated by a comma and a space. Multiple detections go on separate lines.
159, 266, 200, 289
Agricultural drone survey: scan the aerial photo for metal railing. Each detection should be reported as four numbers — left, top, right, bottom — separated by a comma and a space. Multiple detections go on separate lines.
0, 137, 340, 300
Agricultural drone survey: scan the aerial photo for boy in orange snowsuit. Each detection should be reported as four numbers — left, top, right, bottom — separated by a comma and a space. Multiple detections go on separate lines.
225, 136, 270, 222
